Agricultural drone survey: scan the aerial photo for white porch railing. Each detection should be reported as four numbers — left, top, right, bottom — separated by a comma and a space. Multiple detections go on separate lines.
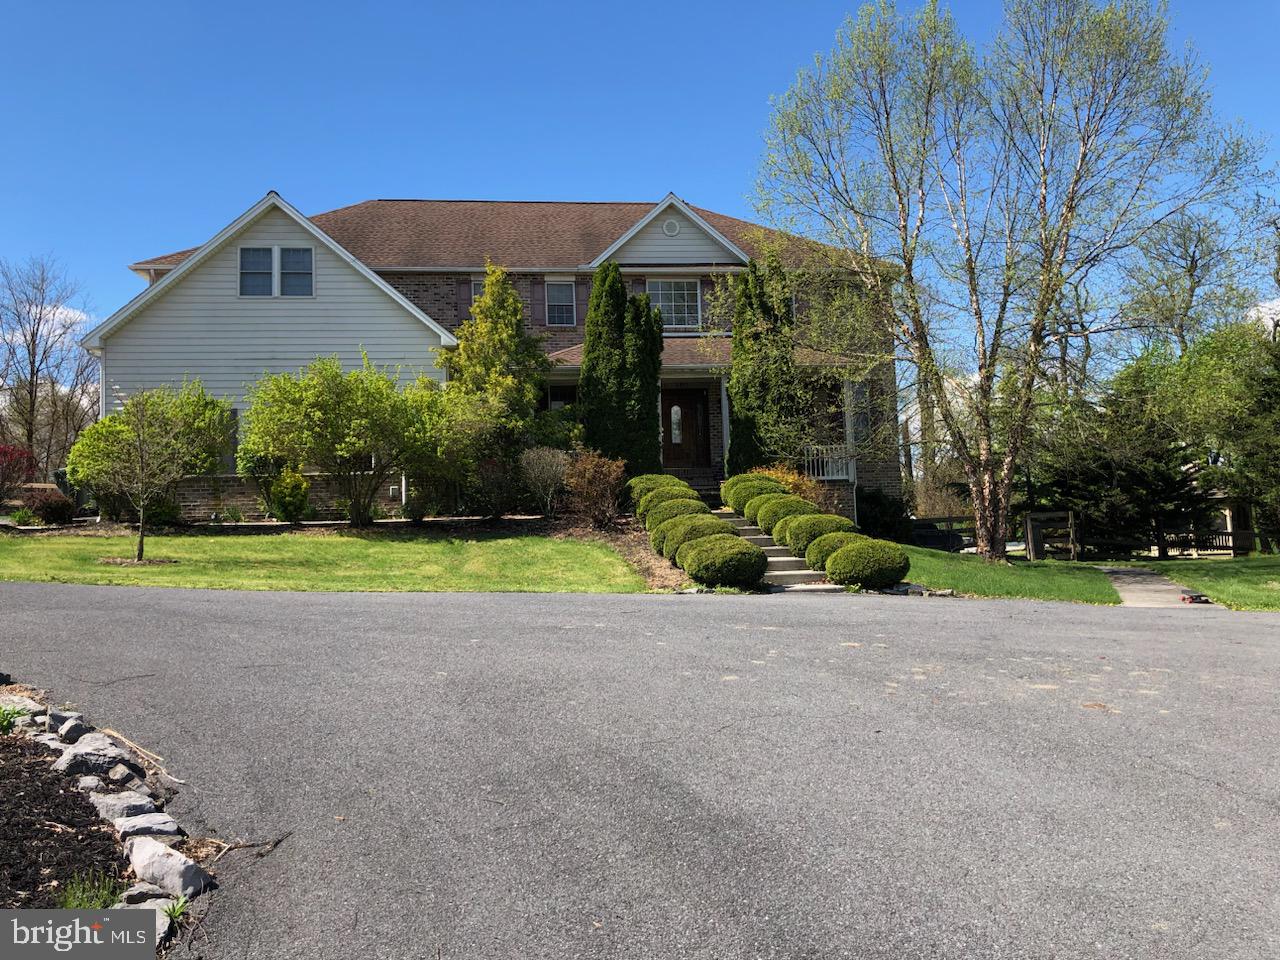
802, 443, 855, 482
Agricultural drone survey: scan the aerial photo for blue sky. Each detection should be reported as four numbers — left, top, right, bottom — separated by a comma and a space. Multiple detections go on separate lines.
2, 0, 1277, 317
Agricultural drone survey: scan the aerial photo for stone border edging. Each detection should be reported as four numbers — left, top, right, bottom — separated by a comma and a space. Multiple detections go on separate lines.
1, 691, 216, 947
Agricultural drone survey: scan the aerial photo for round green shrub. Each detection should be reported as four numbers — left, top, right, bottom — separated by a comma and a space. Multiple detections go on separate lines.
645, 497, 710, 531
786, 514, 857, 556
720, 473, 775, 503
825, 538, 911, 589
626, 474, 689, 510
724, 477, 787, 514
771, 513, 800, 547
678, 534, 768, 588
743, 491, 790, 524
659, 514, 736, 560
804, 531, 868, 571
757, 496, 819, 535
637, 485, 697, 521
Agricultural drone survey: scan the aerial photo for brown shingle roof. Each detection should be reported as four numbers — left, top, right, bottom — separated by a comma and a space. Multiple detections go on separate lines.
131, 199, 787, 272
549, 336, 846, 369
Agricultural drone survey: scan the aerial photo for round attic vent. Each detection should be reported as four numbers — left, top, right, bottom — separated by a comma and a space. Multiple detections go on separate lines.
662, 218, 681, 237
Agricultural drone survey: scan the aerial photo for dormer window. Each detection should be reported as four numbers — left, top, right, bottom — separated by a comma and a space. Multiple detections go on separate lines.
647, 278, 701, 329
239, 246, 314, 297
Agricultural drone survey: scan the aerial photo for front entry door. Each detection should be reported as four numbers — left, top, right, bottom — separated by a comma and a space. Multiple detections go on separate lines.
662, 389, 711, 468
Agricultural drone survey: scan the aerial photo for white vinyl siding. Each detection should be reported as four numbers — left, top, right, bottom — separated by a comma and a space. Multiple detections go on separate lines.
100, 207, 444, 408
611, 208, 739, 265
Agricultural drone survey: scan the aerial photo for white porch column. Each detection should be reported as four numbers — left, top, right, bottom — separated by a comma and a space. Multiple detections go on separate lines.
719, 376, 730, 469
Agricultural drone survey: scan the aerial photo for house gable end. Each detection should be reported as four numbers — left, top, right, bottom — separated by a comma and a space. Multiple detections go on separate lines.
589, 194, 749, 268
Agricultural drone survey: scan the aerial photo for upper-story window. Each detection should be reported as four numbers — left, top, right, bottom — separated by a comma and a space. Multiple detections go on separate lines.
545, 281, 576, 326
239, 248, 273, 296
239, 246, 313, 297
647, 279, 701, 329
280, 248, 313, 296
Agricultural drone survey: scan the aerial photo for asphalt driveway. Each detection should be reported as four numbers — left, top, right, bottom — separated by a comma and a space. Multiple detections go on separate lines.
4, 583, 1279, 959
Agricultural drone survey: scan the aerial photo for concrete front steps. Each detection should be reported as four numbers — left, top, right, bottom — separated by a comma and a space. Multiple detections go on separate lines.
711, 509, 831, 589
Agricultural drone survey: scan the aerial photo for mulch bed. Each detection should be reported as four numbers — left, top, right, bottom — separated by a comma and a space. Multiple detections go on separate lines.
0, 737, 126, 908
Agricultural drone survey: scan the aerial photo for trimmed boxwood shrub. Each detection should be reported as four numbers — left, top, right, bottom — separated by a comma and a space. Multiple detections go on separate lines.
771, 513, 800, 547
804, 531, 868, 571
787, 514, 857, 556
637, 484, 697, 522
744, 491, 790, 524
626, 473, 690, 510
678, 533, 767, 588
825, 538, 911, 589
724, 477, 787, 514
757, 496, 819, 535
658, 514, 736, 560
720, 472, 776, 504
645, 497, 710, 531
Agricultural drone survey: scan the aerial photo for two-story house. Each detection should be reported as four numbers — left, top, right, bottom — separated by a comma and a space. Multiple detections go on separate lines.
82, 191, 901, 518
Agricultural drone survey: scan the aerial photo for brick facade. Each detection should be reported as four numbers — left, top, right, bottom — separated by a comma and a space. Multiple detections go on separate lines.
174, 474, 402, 522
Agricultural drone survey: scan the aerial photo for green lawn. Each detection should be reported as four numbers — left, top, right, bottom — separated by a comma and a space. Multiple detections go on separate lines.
903, 546, 1121, 604
1113, 555, 1280, 611
0, 530, 646, 594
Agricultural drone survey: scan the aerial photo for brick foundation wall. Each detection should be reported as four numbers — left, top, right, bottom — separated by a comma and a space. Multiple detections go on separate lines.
174, 474, 403, 522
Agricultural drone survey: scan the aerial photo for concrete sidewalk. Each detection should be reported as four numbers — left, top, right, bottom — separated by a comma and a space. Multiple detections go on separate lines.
1096, 566, 1211, 608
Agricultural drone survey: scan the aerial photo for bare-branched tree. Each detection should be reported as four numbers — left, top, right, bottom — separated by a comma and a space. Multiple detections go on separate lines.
757, 0, 1270, 558
0, 256, 99, 478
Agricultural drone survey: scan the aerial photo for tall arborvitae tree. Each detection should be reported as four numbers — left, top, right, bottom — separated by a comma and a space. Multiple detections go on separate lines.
621, 291, 663, 473
579, 262, 663, 473
579, 262, 628, 455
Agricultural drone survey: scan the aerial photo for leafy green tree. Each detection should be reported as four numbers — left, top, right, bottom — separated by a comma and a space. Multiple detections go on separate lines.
726, 255, 833, 472
1030, 354, 1213, 556
66, 382, 231, 559
578, 262, 629, 456
578, 262, 663, 474
620, 291, 663, 473
238, 357, 420, 527
439, 262, 550, 428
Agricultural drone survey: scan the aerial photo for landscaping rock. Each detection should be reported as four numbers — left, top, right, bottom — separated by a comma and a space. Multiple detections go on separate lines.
53, 733, 144, 778
114, 812, 184, 841
107, 762, 144, 784
126, 836, 215, 898
58, 717, 92, 743
34, 708, 82, 729
30, 732, 66, 751
0, 694, 42, 713
77, 775, 105, 791
91, 790, 156, 820
112, 900, 173, 943
120, 881, 169, 904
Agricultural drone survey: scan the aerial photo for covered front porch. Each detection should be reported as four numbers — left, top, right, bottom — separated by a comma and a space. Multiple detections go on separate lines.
546, 336, 860, 504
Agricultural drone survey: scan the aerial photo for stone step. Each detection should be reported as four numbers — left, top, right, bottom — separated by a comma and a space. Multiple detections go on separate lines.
768, 582, 847, 594
741, 534, 773, 546
766, 556, 808, 571
762, 545, 792, 557
762, 568, 829, 586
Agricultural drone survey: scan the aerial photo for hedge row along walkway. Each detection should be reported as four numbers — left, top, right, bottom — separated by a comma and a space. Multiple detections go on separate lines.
711, 508, 840, 592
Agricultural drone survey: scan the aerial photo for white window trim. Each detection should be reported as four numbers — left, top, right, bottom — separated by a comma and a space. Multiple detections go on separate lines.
647, 277, 702, 330
545, 280, 577, 327
238, 245, 315, 299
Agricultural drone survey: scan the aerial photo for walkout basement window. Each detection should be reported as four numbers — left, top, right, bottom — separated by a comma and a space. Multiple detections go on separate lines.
546, 281, 576, 326
239, 248, 273, 296
647, 279, 701, 329
280, 248, 313, 297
